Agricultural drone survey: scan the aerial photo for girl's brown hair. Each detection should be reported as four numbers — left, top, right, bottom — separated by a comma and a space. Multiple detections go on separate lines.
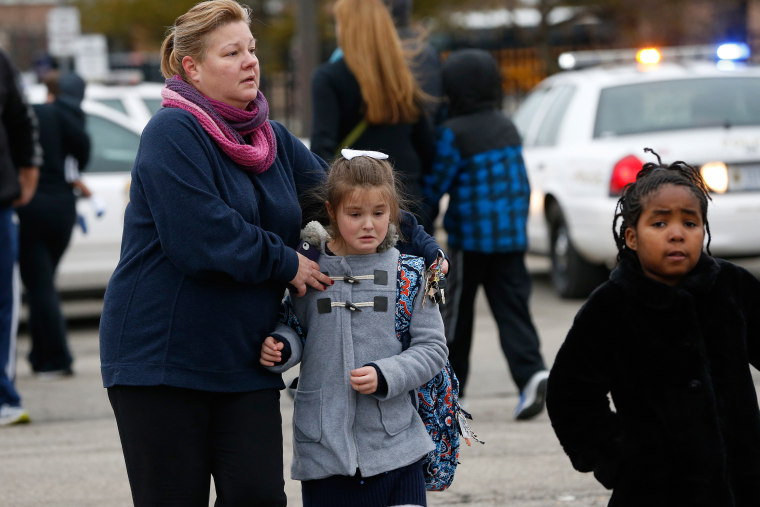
333, 0, 425, 125
160, 0, 252, 81
324, 155, 406, 241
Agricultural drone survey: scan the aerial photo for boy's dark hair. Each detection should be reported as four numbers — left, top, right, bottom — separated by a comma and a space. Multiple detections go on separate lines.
612, 148, 713, 263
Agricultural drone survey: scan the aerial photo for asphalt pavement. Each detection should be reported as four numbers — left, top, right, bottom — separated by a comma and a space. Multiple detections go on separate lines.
4, 255, 760, 506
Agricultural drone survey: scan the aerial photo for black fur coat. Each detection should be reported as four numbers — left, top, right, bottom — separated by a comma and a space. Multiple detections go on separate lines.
547, 254, 760, 506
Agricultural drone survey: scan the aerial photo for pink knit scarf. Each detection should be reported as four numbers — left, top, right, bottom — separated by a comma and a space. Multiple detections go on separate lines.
161, 76, 276, 173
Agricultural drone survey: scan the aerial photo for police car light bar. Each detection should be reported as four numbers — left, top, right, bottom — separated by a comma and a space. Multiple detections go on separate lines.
558, 43, 750, 70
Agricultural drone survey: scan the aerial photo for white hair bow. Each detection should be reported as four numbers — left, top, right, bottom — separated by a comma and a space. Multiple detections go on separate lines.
341, 148, 389, 160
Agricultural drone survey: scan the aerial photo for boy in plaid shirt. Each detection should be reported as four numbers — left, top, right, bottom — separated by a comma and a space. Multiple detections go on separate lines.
425, 48, 549, 420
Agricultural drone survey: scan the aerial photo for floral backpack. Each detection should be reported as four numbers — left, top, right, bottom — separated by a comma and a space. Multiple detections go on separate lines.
396, 254, 482, 491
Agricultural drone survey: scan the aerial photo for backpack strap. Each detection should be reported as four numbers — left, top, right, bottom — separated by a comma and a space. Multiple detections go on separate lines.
278, 294, 307, 345
395, 254, 425, 351
335, 119, 369, 158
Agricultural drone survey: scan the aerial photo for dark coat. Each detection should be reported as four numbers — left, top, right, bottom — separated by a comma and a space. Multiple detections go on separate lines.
30, 97, 90, 196
547, 254, 760, 506
0, 48, 41, 207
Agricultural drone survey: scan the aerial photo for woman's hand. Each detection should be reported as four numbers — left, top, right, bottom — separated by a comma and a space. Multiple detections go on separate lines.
260, 336, 284, 366
289, 252, 333, 297
350, 366, 378, 394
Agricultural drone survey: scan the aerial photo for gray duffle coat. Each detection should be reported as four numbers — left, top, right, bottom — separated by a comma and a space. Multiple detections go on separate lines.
268, 241, 448, 481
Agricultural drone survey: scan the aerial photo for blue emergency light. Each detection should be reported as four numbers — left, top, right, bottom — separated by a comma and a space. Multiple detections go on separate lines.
716, 43, 750, 62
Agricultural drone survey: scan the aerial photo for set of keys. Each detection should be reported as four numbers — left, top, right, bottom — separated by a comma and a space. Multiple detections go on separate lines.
422, 250, 446, 308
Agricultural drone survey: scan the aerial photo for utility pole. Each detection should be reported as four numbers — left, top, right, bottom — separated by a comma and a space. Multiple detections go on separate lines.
295, 0, 319, 138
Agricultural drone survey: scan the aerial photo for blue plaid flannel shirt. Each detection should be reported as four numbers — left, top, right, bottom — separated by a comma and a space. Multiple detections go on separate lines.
425, 126, 530, 253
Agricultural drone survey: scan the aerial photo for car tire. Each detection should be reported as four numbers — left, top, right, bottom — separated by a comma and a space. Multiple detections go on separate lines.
548, 204, 608, 299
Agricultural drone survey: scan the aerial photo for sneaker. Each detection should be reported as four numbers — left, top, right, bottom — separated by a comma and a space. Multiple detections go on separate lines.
514, 370, 549, 421
0, 404, 31, 426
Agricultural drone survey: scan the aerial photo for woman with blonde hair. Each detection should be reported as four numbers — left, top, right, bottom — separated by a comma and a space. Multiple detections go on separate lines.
99, 1, 445, 504
310, 0, 437, 234
99, 1, 334, 505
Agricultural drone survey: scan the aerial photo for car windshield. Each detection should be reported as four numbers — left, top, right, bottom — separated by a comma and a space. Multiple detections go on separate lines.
86, 115, 141, 173
594, 76, 760, 138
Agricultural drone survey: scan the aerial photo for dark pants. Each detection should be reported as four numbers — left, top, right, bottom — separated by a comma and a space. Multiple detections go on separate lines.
0, 208, 21, 407
302, 458, 426, 507
17, 193, 76, 373
108, 385, 287, 507
441, 249, 545, 396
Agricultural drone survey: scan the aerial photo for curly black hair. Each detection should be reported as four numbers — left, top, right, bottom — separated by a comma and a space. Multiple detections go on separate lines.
612, 148, 712, 263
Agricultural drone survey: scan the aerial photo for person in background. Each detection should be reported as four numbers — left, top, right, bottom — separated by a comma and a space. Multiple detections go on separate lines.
384, 0, 444, 228
425, 49, 549, 420
547, 151, 760, 505
310, 0, 437, 235
0, 46, 42, 426
17, 70, 90, 378
261, 150, 448, 507
98, 1, 445, 505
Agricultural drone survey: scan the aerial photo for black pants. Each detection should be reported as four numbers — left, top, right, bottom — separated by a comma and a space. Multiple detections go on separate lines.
17, 192, 76, 373
108, 385, 287, 507
441, 249, 545, 396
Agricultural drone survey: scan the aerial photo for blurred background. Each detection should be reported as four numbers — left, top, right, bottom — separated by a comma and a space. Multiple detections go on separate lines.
1, 0, 757, 137
5, 0, 760, 308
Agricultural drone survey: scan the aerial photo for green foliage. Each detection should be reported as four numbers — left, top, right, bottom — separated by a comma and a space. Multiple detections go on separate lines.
74, 0, 199, 49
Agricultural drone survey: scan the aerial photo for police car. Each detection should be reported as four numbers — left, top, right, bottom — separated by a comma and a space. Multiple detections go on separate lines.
513, 44, 760, 298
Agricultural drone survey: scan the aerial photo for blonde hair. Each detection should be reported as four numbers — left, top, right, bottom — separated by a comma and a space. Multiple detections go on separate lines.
160, 0, 252, 81
325, 156, 405, 241
333, 0, 424, 125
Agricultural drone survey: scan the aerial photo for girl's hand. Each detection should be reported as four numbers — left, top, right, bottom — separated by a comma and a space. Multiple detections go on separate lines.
289, 252, 333, 297
350, 366, 378, 394
260, 336, 284, 366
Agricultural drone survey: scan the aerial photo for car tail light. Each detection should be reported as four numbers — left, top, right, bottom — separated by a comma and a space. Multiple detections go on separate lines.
609, 155, 643, 196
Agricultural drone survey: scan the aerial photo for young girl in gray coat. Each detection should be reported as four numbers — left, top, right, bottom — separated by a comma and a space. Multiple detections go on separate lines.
261, 149, 448, 507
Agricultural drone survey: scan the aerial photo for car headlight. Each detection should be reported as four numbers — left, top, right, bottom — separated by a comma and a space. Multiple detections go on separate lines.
700, 162, 728, 193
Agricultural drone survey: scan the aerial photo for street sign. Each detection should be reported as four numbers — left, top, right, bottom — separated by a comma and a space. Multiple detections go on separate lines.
47, 7, 81, 58
75, 34, 109, 82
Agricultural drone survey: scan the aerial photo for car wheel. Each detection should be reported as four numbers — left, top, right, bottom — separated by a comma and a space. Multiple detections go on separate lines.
548, 205, 608, 299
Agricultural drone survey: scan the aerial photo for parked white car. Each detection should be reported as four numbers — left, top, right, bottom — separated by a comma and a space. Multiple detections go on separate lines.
513, 47, 760, 297
84, 81, 164, 126
25, 82, 157, 294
